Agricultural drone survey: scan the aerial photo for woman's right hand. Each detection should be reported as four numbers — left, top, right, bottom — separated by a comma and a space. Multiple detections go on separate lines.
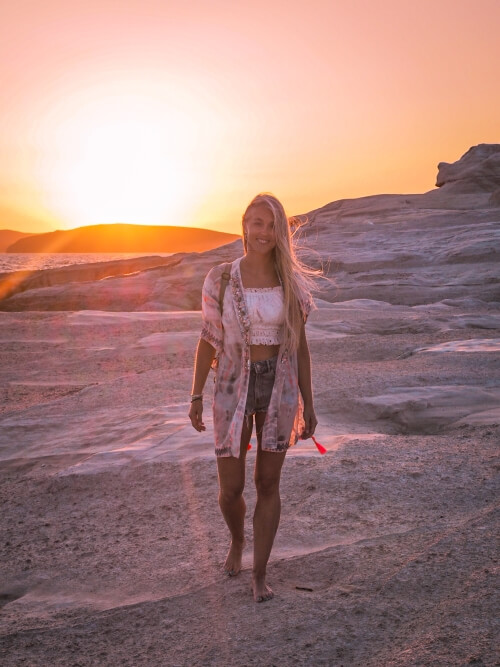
189, 400, 206, 432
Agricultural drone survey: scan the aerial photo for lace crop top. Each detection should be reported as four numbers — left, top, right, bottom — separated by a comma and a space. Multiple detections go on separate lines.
243, 286, 285, 345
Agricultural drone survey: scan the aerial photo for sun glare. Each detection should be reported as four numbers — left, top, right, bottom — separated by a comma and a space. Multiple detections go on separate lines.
36, 86, 215, 229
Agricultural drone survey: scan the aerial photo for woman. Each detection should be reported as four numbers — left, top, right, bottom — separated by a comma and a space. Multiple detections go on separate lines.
189, 192, 318, 603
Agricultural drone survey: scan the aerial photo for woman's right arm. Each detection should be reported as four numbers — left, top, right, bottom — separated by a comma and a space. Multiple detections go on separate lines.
188, 338, 216, 432
190, 265, 224, 431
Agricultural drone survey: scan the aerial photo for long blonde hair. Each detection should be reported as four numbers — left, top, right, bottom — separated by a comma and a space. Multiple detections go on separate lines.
242, 193, 319, 352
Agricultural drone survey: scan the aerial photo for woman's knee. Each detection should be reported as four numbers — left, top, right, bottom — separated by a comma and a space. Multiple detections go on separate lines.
217, 456, 245, 504
219, 483, 244, 505
254, 472, 280, 497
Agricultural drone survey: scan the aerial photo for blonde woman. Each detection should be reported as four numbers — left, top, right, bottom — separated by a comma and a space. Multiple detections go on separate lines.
189, 193, 318, 603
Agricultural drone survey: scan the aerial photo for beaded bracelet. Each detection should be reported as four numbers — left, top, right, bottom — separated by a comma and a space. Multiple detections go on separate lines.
190, 394, 203, 403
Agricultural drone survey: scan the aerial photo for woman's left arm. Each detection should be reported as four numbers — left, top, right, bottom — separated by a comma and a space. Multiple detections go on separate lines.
297, 322, 318, 439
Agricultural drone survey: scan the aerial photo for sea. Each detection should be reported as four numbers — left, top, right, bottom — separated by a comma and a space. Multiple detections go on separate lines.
0, 252, 173, 274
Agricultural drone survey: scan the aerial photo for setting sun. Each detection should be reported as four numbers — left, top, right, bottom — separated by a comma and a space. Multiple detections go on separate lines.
35, 83, 217, 229
1, 0, 499, 235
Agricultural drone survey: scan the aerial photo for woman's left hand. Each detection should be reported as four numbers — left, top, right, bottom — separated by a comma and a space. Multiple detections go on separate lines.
301, 404, 318, 440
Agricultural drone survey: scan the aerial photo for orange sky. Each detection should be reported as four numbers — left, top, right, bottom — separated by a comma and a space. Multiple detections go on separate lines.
1, 0, 499, 235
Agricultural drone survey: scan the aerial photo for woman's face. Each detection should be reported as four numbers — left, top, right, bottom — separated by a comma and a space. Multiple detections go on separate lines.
243, 204, 276, 255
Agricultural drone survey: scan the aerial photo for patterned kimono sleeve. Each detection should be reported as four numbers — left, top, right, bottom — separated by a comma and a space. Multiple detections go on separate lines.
301, 292, 315, 323
200, 267, 224, 354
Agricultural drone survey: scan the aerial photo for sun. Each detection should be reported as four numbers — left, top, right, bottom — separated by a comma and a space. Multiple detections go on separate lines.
36, 88, 213, 229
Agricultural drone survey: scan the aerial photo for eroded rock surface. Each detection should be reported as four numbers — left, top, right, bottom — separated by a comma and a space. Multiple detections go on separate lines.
436, 143, 500, 193
0, 145, 499, 666
2, 144, 499, 313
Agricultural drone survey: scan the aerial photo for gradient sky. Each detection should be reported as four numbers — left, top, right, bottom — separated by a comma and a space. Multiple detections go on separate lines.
1, 0, 499, 235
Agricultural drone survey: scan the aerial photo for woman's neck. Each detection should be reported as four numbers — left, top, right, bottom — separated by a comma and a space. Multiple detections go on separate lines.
240, 252, 280, 288
241, 251, 275, 275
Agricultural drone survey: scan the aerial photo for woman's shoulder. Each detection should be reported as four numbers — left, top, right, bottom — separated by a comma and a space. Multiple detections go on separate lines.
205, 259, 238, 281
203, 259, 237, 292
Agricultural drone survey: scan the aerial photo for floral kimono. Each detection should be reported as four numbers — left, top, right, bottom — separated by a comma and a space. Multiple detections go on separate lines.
200, 256, 312, 458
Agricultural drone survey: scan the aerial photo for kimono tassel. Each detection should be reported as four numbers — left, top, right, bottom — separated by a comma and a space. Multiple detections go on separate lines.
248, 440, 324, 453
312, 436, 327, 455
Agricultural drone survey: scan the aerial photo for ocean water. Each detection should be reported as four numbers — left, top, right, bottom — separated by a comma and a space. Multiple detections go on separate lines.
0, 252, 173, 273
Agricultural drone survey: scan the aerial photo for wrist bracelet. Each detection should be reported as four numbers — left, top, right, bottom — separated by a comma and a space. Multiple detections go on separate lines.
190, 394, 203, 403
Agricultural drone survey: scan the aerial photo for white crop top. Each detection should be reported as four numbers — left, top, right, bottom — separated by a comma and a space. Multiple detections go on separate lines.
243, 286, 285, 345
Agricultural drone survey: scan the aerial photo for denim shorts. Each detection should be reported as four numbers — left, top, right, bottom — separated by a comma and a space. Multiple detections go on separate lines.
244, 355, 278, 417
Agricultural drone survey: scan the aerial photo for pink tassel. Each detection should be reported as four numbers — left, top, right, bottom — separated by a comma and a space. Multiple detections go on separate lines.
312, 436, 327, 455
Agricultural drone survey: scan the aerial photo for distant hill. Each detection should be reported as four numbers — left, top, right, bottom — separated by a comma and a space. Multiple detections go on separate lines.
6, 223, 240, 253
0, 230, 35, 252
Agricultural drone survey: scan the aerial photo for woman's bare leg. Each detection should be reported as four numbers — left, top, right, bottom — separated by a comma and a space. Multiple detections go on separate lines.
252, 411, 286, 602
216, 415, 253, 575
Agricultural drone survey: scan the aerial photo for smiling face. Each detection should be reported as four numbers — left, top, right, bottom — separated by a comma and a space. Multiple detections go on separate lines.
243, 203, 276, 255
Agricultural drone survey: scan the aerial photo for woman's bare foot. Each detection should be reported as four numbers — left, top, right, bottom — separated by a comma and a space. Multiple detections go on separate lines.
252, 573, 274, 602
223, 539, 245, 576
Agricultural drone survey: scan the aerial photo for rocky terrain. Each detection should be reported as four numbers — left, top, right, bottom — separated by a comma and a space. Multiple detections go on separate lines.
0, 144, 499, 666
5, 223, 239, 254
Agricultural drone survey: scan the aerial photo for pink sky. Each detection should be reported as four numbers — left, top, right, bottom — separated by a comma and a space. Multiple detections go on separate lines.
1, 0, 499, 234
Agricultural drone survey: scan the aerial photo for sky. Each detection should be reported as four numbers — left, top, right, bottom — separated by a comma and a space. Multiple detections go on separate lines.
1, 0, 499, 235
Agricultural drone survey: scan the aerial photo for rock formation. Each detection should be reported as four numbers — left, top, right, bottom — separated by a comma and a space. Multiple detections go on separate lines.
1, 144, 499, 667
435, 143, 500, 194
0, 144, 499, 313
6, 223, 239, 253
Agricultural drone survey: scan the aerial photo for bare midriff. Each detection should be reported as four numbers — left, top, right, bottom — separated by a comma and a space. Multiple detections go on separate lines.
250, 343, 280, 362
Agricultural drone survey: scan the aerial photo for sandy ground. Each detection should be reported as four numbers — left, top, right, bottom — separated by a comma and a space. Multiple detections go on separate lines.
0, 303, 499, 666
